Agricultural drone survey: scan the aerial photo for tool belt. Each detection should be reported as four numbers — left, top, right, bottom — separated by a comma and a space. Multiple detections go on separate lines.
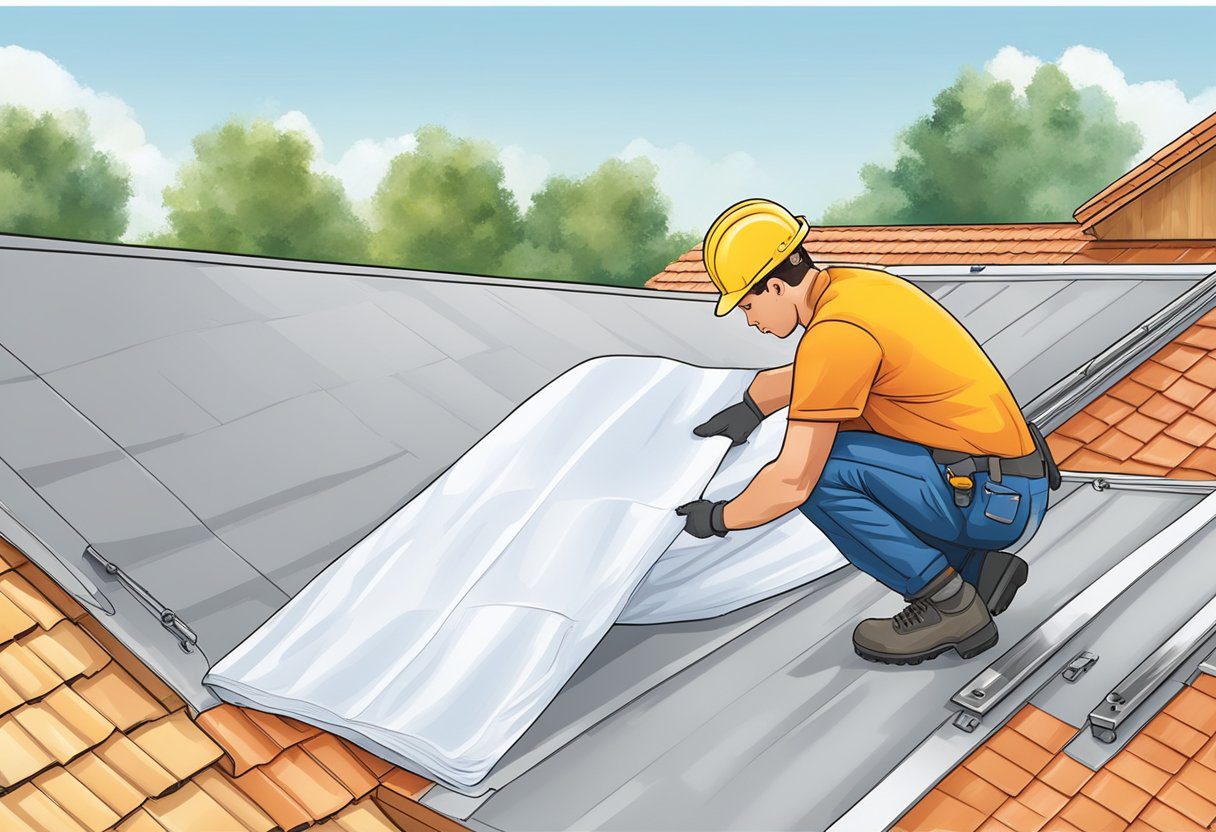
929, 421, 1062, 489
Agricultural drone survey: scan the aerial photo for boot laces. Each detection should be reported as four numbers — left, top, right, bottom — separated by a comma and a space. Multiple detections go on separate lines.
893, 597, 932, 632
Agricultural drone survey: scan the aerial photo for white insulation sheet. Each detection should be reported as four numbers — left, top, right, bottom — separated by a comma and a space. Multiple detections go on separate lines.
205, 356, 844, 793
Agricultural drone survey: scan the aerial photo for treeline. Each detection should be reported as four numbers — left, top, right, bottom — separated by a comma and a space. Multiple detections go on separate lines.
0, 107, 696, 287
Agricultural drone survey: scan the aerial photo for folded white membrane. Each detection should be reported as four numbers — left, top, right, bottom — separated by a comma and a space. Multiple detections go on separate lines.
205, 356, 844, 793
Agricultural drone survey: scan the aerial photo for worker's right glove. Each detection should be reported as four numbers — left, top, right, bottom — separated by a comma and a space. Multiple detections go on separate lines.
693, 391, 765, 446
675, 499, 729, 538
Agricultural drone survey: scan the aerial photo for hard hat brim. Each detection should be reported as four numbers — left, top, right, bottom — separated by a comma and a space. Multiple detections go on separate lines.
713, 217, 811, 317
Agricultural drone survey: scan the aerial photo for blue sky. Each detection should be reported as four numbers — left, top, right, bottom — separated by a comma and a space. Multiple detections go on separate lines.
2, 6, 1215, 237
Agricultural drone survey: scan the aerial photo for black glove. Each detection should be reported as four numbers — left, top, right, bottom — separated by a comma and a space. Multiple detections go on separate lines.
675, 499, 729, 538
693, 391, 765, 446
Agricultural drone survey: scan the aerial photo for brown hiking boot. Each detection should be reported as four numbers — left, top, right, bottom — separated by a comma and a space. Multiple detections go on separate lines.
853, 569, 998, 665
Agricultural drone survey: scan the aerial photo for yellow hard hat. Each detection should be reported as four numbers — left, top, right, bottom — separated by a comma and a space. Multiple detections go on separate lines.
703, 198, 810, 317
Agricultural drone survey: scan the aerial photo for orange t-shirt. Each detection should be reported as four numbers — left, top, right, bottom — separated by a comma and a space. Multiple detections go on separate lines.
788, 266, 1034, 458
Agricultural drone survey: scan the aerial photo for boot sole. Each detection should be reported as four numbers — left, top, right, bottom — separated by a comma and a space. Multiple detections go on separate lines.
978, 552, 1028, 617
854, 621, 999, 665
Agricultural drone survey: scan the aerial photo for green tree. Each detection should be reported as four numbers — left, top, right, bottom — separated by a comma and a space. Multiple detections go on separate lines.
501, 157, 697, 287
0, 105, 131, 241
371, 125, 521, 274
822, 64, 1142, 225
158, 118, 368, 262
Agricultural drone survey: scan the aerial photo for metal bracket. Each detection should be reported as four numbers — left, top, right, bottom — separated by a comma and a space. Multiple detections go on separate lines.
84, 545, 198, 653
953, 710, 982, 733
1063, 651, 1099, 683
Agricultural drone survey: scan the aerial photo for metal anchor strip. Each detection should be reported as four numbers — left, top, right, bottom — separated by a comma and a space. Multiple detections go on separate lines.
84, 545, 198, 654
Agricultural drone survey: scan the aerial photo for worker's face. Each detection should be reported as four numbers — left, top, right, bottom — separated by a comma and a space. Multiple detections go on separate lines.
737, 279, 799, 338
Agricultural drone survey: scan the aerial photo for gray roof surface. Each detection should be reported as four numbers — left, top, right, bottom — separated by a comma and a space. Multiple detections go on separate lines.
439, 482, 1207, 828
0, 235, 1212, 823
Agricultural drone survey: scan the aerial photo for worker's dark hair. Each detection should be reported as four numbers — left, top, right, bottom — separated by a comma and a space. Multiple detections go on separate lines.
746, 248, 816, 296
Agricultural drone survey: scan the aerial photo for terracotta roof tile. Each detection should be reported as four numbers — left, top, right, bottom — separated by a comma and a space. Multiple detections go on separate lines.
1088, 428, 1142, 462
94, 734, 179, 798
1046, 435, 1084, 464
939, 767, 1011, 815
1177, 325, 1216, 351
377, 768, 433, 800
1133, 434, 1195, 469
1163, 687, 1216, 734
1144, 712, 1208, 756
1035, 753, 1094, 798
196, 704, 280, 776
1, 782, 91, 832
1084, 397, 1136, 426
1105, 749, 1171, 795
34, 766, 122, 832
0, 592, 36, 644
67, 751, 148, 817
0, 640, 62, 701
1154, 779, 1216, 826
72, 662, 167, 732
343, 741, 396, 780
128, 710, 223, 781
0, 675, 24, 717
1137, 798, 1207, 831
232, 766, 313, 832
1056, 412, 1109, 444
327, 800, 401, 832
987, 726, 1055, 774
193, 767, 277, 832
1081, 769, 1152, 821
303, 734, 381, 800
74, 617, 183, 712
145, 780, 250, 832
0, 715, 55, 787
893, 788, 987, 831
1165, 414, 1216, 447
21, 621, 110, 682
1058, 794, 1127, 832
40, 686, 113, 747
1154, 343, 1207, 373
243, 709, 321, 750
1016, 780, 1069, 819
1126, 734, 1188, 775
115, 808, 171, 832
0, 572, 64, 631
1008, 708, 1077, 755
992, 797, 1048, 831
964, 747, 1036, 796
262, 745, 354, 821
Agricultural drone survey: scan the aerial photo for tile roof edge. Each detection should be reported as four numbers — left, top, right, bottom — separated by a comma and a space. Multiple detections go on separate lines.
1074, 110, 1216, 228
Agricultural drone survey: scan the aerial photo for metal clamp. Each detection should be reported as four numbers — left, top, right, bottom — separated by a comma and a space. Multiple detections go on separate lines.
84, 546, 198, 653
1063, 652, 1099, 683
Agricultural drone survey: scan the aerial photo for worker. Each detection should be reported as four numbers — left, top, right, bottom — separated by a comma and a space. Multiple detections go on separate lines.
676, 198, 1059, 665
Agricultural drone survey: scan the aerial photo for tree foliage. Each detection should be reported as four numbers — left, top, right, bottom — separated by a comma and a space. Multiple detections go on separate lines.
158, 118, 368, 262
371, 125, 521, 274
822, 64, 1143, 225
500, 157, 697, 286
0, 105, 131, 241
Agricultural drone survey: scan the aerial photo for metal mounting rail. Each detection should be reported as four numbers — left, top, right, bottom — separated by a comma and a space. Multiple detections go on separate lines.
1028, 268, 1216, 431
1089, 592, 1216, 744
951, 490, 1216, 732
1061, 472, 1216, 495
84, 546, 198, 653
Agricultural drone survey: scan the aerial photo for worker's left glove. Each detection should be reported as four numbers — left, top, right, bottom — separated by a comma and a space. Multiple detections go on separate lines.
675, 499, 729, 538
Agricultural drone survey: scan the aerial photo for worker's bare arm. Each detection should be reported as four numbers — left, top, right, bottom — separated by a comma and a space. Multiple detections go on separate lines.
747, 363, 794, 415
721, 418, 837, 530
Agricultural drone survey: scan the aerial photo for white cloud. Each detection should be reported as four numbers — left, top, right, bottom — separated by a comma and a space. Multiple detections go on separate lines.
499, 144, 550, 211
616, 139, 771, 233
274, 110, 550, 214
987, 45, 1216, 161
0, 45, 175, 240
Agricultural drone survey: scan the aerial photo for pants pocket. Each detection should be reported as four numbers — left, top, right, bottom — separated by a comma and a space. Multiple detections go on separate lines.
981, 480, 1021, 525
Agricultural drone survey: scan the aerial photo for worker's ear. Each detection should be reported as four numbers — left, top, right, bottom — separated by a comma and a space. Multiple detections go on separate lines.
770, 279, 784, 296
